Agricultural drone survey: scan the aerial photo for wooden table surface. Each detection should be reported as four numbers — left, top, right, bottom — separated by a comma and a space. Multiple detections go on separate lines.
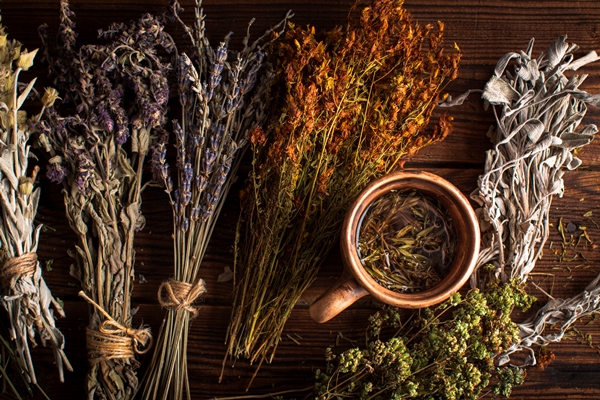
3, 0, 600, 399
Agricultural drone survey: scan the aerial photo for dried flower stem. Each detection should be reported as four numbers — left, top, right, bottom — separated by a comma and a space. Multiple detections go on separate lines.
0, 15, 71, 385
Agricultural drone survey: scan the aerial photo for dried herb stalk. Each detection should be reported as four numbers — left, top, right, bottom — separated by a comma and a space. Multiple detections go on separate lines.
0, 319, 53, 399
0, 15, 71, 385
140, 2, 291, 399
37, 1, 173, 398
466, 36, 600, 365
225, 0, 460, 378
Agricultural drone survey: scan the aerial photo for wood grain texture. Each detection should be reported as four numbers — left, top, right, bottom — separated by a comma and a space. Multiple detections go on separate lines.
1, 0, 600, 399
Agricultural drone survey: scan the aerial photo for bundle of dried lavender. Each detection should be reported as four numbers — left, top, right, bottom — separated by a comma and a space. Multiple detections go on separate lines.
37, 1, 174, 398
140, 2, 291, 399
225, 0, 460, 382
0, 16, 71, 385
467, 36, 600, 365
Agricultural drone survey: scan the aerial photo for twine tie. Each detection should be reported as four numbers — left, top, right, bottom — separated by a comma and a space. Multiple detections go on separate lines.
79, 291, 152, 364
1, 252, 37, 289
157, 278, 206, 317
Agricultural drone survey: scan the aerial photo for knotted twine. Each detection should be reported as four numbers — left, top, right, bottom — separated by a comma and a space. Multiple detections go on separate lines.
78, 291, 152, 365
157, 278, 206, 317
0, 252, 37, 289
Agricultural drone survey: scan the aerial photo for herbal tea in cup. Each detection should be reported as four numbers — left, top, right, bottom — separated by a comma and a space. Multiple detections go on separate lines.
309, 170, 479, 323
357, 189, 457, 293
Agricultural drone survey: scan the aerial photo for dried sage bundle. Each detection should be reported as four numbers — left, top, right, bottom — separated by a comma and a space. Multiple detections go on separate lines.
469, 36, 600, 365
37, 1, 173, 398
0, 16, 71, 384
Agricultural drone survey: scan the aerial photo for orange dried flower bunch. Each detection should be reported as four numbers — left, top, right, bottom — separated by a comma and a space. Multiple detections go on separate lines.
224, 0, 461, 378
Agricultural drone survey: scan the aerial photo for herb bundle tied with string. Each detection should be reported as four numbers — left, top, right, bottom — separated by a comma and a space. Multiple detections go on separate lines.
0, 13, 71, 388
223, 0, 460, 383
37, 1, 174, 398
140, 1, 291, 399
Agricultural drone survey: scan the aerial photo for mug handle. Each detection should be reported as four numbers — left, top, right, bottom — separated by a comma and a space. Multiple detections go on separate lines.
309, 271, 369, 323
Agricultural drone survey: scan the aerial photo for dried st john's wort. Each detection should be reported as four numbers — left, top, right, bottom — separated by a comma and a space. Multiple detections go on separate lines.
140, 2, 292, 399
0, 18, 71, 384
225, 0, 460, 383
37, 1, 173, 398
469, 36, 600, 366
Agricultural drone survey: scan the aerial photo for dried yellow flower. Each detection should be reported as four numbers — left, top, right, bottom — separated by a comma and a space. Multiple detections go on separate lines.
16, 49, 38, 71
16, 110, 27, 129
41, 87, 61, 108
18, 177, 33, 195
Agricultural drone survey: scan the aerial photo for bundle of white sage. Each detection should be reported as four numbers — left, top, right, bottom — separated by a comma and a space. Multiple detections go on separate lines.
466, 35, 600, 366
0, 18, 71, 384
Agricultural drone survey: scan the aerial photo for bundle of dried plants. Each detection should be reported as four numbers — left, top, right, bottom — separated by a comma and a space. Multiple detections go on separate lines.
37, 1, 174, 398
468, 36, 600, 366
0, 15, 71, 386
224, 0, 460, 382
140, 2, 291, 399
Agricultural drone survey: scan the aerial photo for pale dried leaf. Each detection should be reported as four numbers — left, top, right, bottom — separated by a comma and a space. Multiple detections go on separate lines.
482, 75, 520, 105
217, 266, 233, 282
546, 35, 569, 70
16, 78, 36, 110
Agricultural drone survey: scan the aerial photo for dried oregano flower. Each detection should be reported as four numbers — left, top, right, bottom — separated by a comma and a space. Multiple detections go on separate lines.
139, 1, 291, 399
37, 1, 173, 398
315, 281, 535, 399
225, 0, 460, 380
0, 14, 71, 385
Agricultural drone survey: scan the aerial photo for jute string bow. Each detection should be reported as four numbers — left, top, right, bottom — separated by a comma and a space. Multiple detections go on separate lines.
157, 278, 206, 317
79, 291, 152, 364
0, 252, 37, 289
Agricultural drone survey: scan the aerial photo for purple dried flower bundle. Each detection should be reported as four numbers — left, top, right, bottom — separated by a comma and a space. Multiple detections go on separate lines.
0, 15, 71, 388
139, 1, 291, 399
37, 1, 173, 398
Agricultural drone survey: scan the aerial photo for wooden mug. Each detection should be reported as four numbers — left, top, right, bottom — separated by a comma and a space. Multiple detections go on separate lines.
309, 170, 480, 323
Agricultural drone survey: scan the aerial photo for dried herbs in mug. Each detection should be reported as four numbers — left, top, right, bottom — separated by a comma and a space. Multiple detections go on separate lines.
357, 189, 456, 293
